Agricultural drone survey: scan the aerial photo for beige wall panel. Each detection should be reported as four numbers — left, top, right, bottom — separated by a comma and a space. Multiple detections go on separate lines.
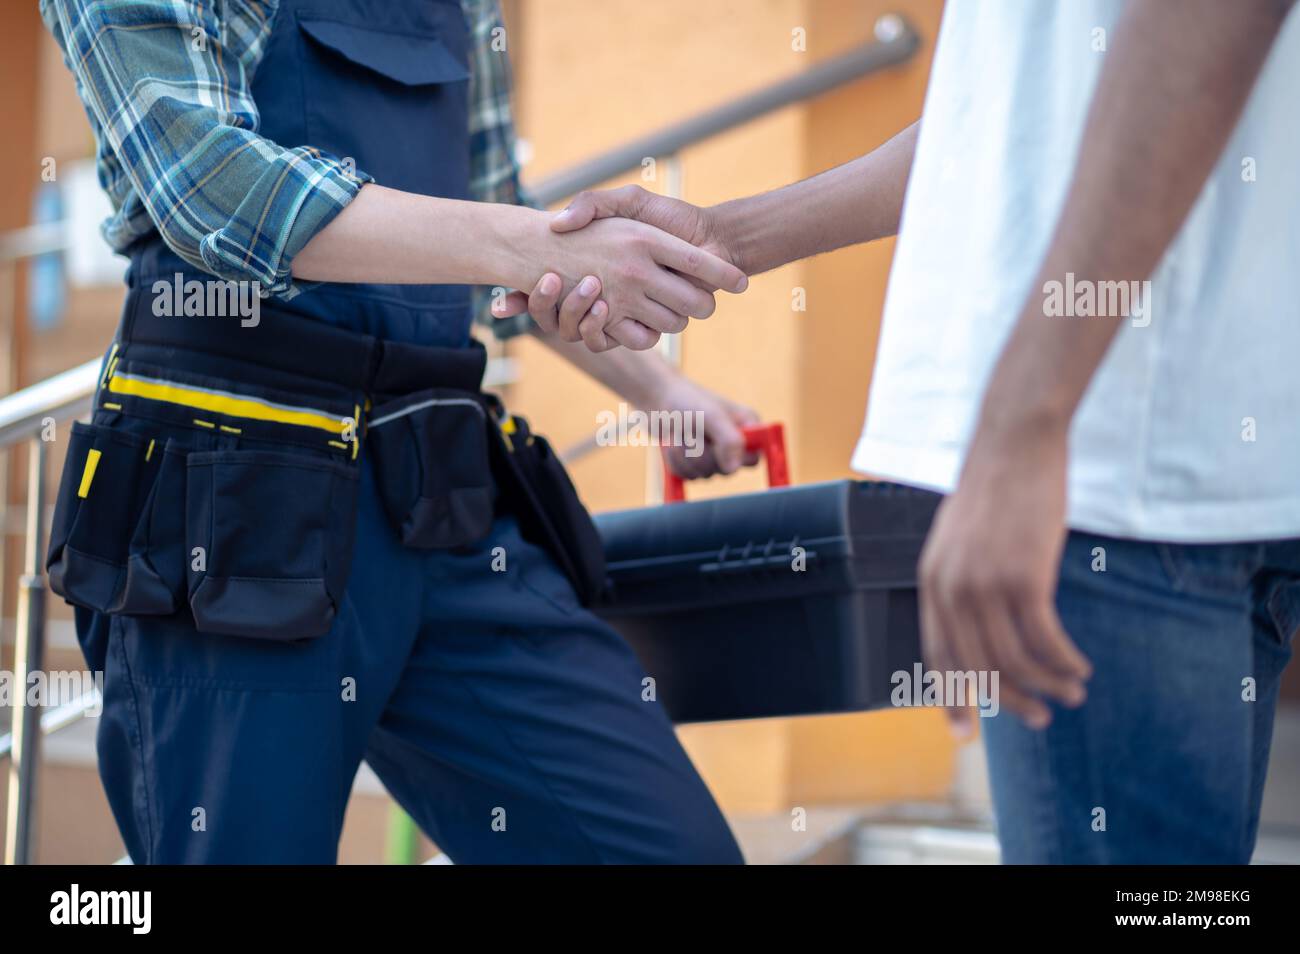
786, 708, 957, 804
515, 0, 810, 176
677, 717, 792, 816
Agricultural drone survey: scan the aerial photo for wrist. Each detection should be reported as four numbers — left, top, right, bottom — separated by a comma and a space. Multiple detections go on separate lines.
484, 204, 554, 290
975, 390, 1072, 451
707, 199, 753, 275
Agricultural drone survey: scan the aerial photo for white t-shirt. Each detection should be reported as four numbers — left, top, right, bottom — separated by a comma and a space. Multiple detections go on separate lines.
851, 0, 1300, 542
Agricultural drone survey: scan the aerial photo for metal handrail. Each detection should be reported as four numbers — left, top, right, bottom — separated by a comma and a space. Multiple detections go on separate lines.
0, 360, 99, 447
529, 15, 918, 205
0, 13, 920, 864
0, 689, 101, 760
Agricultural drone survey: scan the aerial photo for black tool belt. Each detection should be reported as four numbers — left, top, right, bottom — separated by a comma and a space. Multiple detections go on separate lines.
45, 289, 605, 643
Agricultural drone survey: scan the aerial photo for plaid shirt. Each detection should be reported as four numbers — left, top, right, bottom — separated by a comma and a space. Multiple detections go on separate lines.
41, 0, 533, 336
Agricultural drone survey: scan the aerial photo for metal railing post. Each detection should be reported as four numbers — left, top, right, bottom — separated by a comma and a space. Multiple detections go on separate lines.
5, 438, 48, 865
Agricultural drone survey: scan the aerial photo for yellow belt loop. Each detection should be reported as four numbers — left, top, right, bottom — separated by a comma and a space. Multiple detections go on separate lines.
99, 343, 119, 388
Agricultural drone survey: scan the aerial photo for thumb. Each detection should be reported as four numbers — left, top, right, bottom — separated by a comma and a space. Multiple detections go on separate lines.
551, 187, 642, 232
707, 406, 747, 474
491, 290, 531, 318
550, 196, 598, 232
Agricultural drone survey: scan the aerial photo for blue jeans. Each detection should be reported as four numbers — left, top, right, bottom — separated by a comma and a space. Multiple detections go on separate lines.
984, 532, 1300, 863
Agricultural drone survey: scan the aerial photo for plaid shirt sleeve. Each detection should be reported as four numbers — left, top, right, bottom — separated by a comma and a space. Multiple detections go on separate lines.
40, 0, 372, 301
464, 0, 536, 340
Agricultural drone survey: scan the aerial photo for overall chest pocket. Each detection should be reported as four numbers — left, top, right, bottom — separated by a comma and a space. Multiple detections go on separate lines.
297, 12, 470, 196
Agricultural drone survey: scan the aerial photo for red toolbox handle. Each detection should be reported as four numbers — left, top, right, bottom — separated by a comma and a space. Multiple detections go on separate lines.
663, 422, 789, 503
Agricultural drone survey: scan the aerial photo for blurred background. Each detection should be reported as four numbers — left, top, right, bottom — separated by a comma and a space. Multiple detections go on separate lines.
1, 0, 1297, 864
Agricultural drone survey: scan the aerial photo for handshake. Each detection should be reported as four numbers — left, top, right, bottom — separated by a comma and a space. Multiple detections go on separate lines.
493, 185, 747, 353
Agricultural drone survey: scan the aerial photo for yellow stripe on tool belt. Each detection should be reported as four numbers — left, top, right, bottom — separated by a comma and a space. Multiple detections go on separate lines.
107, 372, 348, 436
77, 449, 102, 498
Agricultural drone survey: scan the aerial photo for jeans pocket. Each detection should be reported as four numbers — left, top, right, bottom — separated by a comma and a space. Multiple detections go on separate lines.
47, 422, 163, 613
367, 389, 495, 548
1263, 575, 1300, 650
185, 449, 359, 641
1156, 542, 1262, 601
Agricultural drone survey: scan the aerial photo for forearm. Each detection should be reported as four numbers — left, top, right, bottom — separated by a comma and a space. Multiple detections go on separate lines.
977, 0, 1288, 438
711, 121, 918, 275
535, 329, 676, 408
293, 184, 547, 288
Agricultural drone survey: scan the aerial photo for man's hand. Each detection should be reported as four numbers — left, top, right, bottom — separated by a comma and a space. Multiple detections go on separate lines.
918, 414, 1091, 737
649, 374, 762, 479
553, 185, 737, 269
522, 215, 745, 351
493, 186, 743, 351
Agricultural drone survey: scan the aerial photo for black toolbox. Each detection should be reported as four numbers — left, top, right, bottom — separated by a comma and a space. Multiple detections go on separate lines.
593, 473, 942, 723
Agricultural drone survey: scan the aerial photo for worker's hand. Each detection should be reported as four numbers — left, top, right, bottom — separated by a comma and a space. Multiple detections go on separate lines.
647, 373, 761, 479
917, 414, 1092, 738
493, 186, 746, 351
494, 272, 616, 352
493, 214, 745, 352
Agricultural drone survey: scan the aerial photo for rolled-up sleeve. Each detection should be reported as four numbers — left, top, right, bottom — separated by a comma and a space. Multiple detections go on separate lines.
41, 0, 372, 299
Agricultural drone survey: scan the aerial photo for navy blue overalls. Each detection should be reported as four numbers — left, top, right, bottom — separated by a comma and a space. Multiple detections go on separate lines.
50, 0, 741, 864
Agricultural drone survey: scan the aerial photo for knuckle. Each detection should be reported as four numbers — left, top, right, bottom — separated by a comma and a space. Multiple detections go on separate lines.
948, 574, 980, 603
998, 654, 1033, 686
999, 573, 1037, 602
563, 290, 592, 317
718, 435, 743, 456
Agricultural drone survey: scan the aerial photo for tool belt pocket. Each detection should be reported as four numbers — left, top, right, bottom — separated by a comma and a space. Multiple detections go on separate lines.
489, 412, 607, 606
47, 422, 164, 613
184, 449, 359, 641
110, 437, 191, 615
366, 389, 495, 549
